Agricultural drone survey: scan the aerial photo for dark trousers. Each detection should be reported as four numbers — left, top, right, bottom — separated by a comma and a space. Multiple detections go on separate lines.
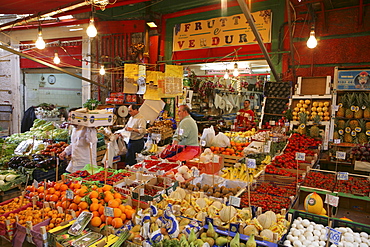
125, 138, 145, 166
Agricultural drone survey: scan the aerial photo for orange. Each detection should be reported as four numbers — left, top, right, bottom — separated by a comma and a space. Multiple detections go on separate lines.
100, 214, 106, 222
108, 199, 119, 208
120, 213, 126, 221
73, 195, 82, 204
90, 203, 100, 212
99, 223, 106, 229
50, 195, 59, 202
102, 185, 112, 192
89, 191, 99, 199
60, 184, 68, 191
98, 205, 105, 215
69, 203, 78, 211
125, 205, 133, 210
112, 218, 123, 228
124, 209, 135, 220
54, 183, 61, 191
113, 208, 122, 218
91, 198, 99, 204
106, 216, 113, 225
76, 189, 88, 197
38, 193, 45, 200
37, 186, 45, 193
119, 205, 126, 213
90, 216, 102, 227
78, 201, 88, 210
104, 194, 114, 203
92, 211, 100, 217
61, 201, 69, 209
113, 193, 122, 199
47, 187, 56, 195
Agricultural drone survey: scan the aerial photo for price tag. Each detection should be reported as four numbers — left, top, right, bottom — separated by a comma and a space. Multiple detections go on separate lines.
229, 196, 241, 207
32, 180, 39, 189
152, 133, 161, 142
178, 129, 184, 136
263, 141, 271, 153
326, 227, 342, 246
231, 125, 235, 129
104, 207, 114, 217
336, 151, 346, 160
334, 139, 341, 144
254, 105, 259, 110
153, 195, 161, 203
247, 159, 256, 169
140, 188, 145, 196
325, 194, 339, 207
200, 140, 206, 147
269, 120, 276, 126
285, 122, 290, 127
66, 190, 74, 200
332, 105, 339, 111
337, 172, 348, 181
271, 137, 278, 142
234, 119, 238, 123
295, 152, 306, 161
213, 155, 220, 163
229, 223, 240, 233
193, 169, 200, 177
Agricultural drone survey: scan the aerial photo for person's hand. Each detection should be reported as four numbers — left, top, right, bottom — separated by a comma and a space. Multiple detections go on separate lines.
59, 151, 67, 160
125, 127, 134, 132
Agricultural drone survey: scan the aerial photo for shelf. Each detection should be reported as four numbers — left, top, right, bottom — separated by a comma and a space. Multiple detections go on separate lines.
263, 113, 285, 116
335, 117, 370, 121
265, 97, 291, 99
292, 94, 332, 99
290, 120, 330, 125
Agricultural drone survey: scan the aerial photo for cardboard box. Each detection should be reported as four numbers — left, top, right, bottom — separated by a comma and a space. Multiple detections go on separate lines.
70, 111, 114, 127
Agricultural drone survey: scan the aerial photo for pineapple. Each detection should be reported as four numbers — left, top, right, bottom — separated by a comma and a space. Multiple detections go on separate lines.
297, 112, 307, 135
344, 120, 353, 143
358, 119, 368, 144
337, 119, 345, 129
310, 114, 321, 138
366, 121, 370, 131
349, 119, 359, 130
345, 93, 355, 118
336, 94, 346, 117
363, 92, 370, 118
354, 93, 363, 119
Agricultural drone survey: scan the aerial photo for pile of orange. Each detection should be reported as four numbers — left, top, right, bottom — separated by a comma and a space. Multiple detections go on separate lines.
0, 197, 30, 215
25, 181, 135, 229
210, 142, 249, 156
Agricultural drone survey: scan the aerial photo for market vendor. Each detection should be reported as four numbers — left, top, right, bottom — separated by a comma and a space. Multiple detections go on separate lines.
59, 125, 98, 173
124, 104, 147, 166
172, 104, 199, 146
236, 100, 255, 128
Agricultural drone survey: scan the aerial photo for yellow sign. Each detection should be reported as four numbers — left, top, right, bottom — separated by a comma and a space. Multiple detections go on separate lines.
173, 10, 272, 51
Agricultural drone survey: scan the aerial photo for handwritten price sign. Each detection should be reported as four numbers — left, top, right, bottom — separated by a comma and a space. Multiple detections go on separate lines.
325, 194, 339, 207
326, 227, 342, 246
337, 172, 348, 181
295, 152, 306, 161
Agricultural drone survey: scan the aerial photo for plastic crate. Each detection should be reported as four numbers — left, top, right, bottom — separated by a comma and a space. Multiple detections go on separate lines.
32, 162, 67, 182
332, 218, 370, 234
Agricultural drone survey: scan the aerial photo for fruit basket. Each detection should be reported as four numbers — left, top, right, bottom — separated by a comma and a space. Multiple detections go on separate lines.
300, 169, 337, 192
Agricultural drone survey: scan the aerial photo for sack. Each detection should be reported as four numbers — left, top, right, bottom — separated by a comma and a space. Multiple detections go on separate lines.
210, 132, 230, 147
117, 136, 127, 156
200, 125, 215, 147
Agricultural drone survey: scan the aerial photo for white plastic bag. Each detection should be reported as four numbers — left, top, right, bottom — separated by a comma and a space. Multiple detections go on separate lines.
210, 132, 230, 147
200, 125, 215, 147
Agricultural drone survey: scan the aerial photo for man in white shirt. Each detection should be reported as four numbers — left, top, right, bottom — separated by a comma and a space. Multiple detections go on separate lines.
124, 104, 147, 166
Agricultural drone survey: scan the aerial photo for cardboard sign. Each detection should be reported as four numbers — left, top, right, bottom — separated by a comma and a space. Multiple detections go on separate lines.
325, 194, 339, 207
326, 227, 342, 246
247, 159, 256, 169
337, 172, 348, 180
295, 152, 306, 161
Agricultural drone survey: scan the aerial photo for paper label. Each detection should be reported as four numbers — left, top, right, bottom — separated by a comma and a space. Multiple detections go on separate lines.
213, 155, 220, 163
154, 195, 161, 203
66, 190, 74, 200
336, 151, 346, 160
140, 188, 145, 196
247, 159, 256, 169
295, 152, 306, 161
325, 194, 339, 207
326, 227, 342, 246
104, 207, 114, 217
269, 120, 276, 126
334, 139, 341, 144
337, 172, 348, 180
229, 196, 241, 207
200, 140, 206, 147
179, 129, 184, 136
332, 105, 339, 111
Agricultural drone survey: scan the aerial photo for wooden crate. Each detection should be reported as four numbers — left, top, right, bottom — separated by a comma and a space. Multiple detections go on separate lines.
96, 149, 106, 163
220, 154, 242, 167
296, 76, 331, 95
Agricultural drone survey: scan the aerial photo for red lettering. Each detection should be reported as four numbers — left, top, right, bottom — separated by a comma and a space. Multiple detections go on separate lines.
184, 24, 191, 32
212, 37, 220, 46
177, 41, 185, 49
189, 40, 195, 47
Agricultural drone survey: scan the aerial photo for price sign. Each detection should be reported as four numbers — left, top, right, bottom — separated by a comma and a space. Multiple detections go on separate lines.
334, 139, 341, 144
264, 141, 271, 153
66, 190, 74, 200
152, 133, 161, 142
247, 159, 256, 169
271, 137, 278, 142
104, 207, 114, 217
153, 195, 161, 203
200, 140, 206, 147
229, 223, 240, 233
156, 170, 165, 176
336, 151, 346, 160
332, 105, 339, 111
295, 152, 306, 161
33, 180, 39, 189
193, 169, 200, 177
269, 120, 276, 126
231, 125, 235, 130
326, 227, 342, 246
285, 122, 290, 127
229, 196, 241, 207
213, 155, 220, 163
325, 194, 339, 207
337, 172, 348, 180
139, 188, 145, 196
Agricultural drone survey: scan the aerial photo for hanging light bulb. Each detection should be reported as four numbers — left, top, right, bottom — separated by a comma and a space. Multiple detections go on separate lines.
99, 65, 105, 75
233, 63, 239, 77
53, 52, 60, 64
224, 70, 229, 79
35, 27, 46, 50
307, 27, 317, 49
86, 17, 97, 38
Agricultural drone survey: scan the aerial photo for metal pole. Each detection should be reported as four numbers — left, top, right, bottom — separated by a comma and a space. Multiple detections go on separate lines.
286, 0, 297, 82
236, 0, 280, 82
0, 44, 108, 89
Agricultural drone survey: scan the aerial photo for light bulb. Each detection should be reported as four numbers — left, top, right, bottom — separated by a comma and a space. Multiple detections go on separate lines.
35, 33, 46, 49
233, 62, 239, 77
224, 70, 229, 79
99, 65, 105, 75
307, 30, 317, 49
53, 53, 60, 64
86, 18, 97, 37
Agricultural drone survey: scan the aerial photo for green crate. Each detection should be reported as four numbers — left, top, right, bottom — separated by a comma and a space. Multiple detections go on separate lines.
332, 218, 370, 234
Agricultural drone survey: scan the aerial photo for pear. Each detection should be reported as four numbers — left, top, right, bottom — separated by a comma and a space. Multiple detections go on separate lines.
200, 232, 208, 242
246, 234, 256, 247
206, 222, 217, 239
205, 237, 215, 246
131, 225, 141, 232
188, 228, 197, 243
230, 233, 240, 247
194, 239, 204, 247
215, 237, 228, 247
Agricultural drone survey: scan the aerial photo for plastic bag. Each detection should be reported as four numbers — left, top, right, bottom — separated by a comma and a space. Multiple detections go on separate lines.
210, 132, 230, 147
200, 125, 215, 147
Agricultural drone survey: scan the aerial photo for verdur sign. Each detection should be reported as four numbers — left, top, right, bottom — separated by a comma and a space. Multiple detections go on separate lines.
173, 10, 272, 52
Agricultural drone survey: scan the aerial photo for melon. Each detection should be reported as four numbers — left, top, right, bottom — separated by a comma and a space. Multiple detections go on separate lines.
260, 229, 274, 241
264, 211, 277, 224
304, 192, 324, 215
219, 206, 237, 222
243, 225, 259, 236
257, 213, 273, 229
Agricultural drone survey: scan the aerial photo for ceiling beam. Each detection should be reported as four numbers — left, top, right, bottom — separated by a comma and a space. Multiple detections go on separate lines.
0, 44, 108, 89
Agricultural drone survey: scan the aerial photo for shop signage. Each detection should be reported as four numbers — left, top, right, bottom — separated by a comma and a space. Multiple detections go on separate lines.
337, 69, 370, 90
173, 10, 272, 51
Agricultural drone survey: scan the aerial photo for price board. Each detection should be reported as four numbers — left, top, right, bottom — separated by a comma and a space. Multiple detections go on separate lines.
326, 227, 342, 246
229, 196, 241, 207
337, 172, 348, 181
325, 194, 339, 207
295, 152, 306, 161
247, 159, 256, 169
104, 207, 114, 217
66, 189, 74, 200
336, 151, 346, 160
